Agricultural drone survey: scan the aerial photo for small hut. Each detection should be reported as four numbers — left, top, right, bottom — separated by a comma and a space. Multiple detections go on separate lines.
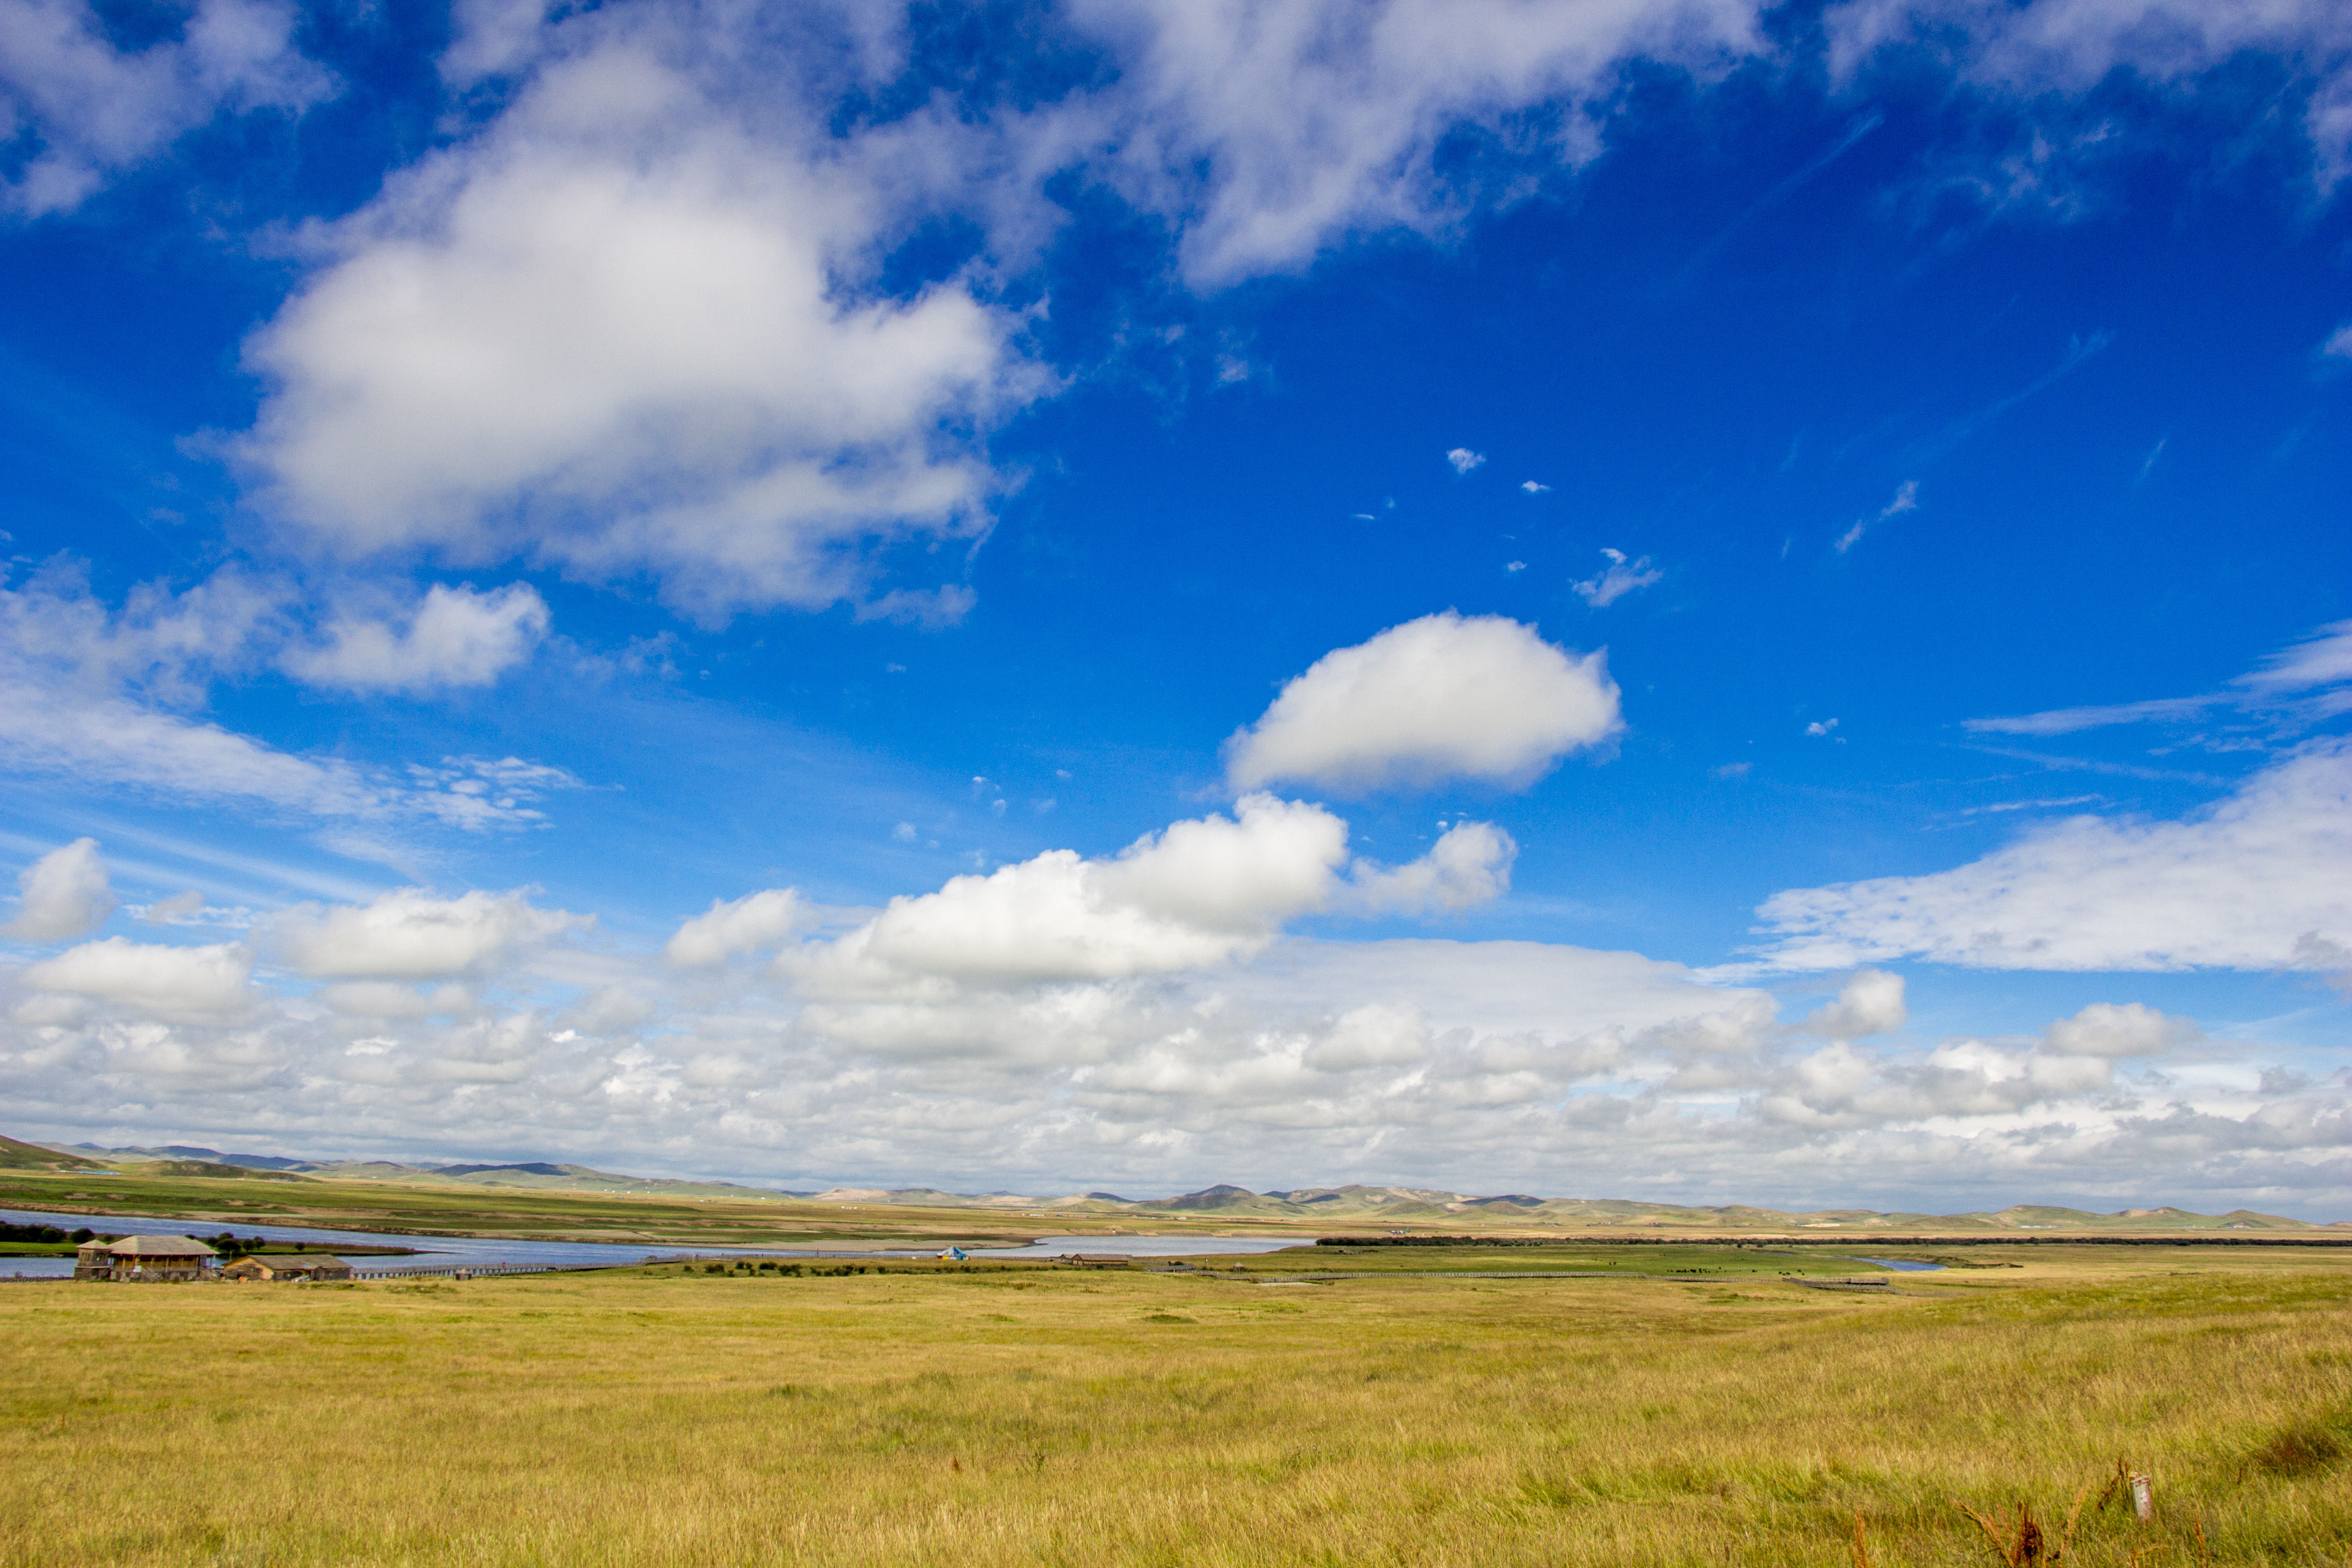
78, 1235, 219, 1282
221, 1255, 353, 1282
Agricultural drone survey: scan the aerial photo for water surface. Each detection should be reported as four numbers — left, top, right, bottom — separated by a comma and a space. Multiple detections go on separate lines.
0, 1207, 1306, 1279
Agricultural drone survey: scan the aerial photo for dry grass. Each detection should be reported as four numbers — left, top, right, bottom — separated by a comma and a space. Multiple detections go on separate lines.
4, 1250, 2351, 1566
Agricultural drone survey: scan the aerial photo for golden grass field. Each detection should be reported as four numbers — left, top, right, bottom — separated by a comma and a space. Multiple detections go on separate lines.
5, 1242, 2352, 1566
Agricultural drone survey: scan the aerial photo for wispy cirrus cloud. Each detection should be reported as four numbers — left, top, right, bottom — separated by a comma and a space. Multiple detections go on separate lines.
1967, 619, 2352, 736
1572, 548, 1663, 607
0, 563, 577, 835
1834, 480, 1916, 554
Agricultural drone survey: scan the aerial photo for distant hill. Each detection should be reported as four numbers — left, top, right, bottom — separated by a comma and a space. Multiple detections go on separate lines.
34, 1142, 309, 1171
138, 1160, 307, 1181
6, 1129, 2332, 1227
0, 1133, 110, 1171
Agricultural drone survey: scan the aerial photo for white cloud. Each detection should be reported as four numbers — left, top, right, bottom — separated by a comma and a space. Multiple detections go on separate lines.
2327, 323, 2352, 359
2044, 1000, 2197, 1058
1965, 696, 2217, 737
1833, 479, 1917, 554
283, 583, 550, 693
4, 838, 115, 942
798, 796, 1519, 1002
4, 876, 2347, 1211
318, 980, 477, 1019
19, 936, 253, 1019
1446, 447, 1485, 474
1805, 717, 1840, 737
1299, 1001, 1431, 1071
1068, 0, 1770, 284
139, 890, 206, 924
666, 889, 808, 967
1800, 969, 1906, 1037
270, 887, 588, 980
440, 0, 558, 84
1344, 822, 1517, 914
1520, 480, 1550, 494
0, 564, 578, 831
1828, 0, 2352, 188
1570, 547, 1662, 607
236, 40, 1039, 621
1968, 617, 2352, 736
806, 794, 1351, 992
2239, 618, 2352, 696
1760, 1000, 2201, 1128
1756, 740, 2352, 971
0, 0, 332, 214
1225, 612, 1622, 792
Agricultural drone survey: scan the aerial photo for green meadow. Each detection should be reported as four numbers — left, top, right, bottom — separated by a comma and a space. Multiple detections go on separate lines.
5, 1244, 2351, 1566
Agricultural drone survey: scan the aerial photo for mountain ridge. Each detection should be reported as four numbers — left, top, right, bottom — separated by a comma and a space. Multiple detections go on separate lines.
14, 1137, 2336, 1229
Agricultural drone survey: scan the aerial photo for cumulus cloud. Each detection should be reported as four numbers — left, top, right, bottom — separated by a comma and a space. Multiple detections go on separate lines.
1761, 1000, 2199, 1128
1226, 612, 1622, 792
14, 907, 2333, 1213
270, 888, 588, 980
2044, 1000, 2198, 1058
0, 0, 333, 215
1801, 969, 1907, 1037
318, 980, 477, 1019
796, 797, 1520, 1004
666, 888, 809, 967
283, 584, 550, 692
4, 838, 116, 942
2, 865, 2343, 1211
1446, 447, 1485, 474
236, 39, 1039, 621
1756, 740, 2352, 971
1345, 822, 1517, 914
806, 794, 1352, 992
20, 936, 253, 1019
1570, 548, 1662, 608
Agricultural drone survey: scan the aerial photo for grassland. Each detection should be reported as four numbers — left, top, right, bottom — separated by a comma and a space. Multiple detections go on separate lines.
4, 1243, 2350, 1566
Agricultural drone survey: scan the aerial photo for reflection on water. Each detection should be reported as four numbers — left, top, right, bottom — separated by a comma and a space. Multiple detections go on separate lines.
980, 1235, 1303, 1259
1848, 1256, 1946, 1272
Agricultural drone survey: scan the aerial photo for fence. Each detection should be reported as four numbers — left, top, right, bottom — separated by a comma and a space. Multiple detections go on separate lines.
352, 1260, 639, 1280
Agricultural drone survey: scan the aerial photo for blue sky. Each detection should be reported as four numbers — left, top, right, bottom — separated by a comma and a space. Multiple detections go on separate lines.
2, 0, 2348, 1211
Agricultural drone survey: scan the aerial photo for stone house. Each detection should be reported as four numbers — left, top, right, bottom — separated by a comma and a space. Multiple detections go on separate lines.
74, 1235, 219, 1281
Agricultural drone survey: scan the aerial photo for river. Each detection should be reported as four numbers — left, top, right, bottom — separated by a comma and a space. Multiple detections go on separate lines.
0, 1207, 1311, 1279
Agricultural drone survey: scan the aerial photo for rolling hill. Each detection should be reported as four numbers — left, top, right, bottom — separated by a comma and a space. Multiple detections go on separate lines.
9, 1132, 2332, 1229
